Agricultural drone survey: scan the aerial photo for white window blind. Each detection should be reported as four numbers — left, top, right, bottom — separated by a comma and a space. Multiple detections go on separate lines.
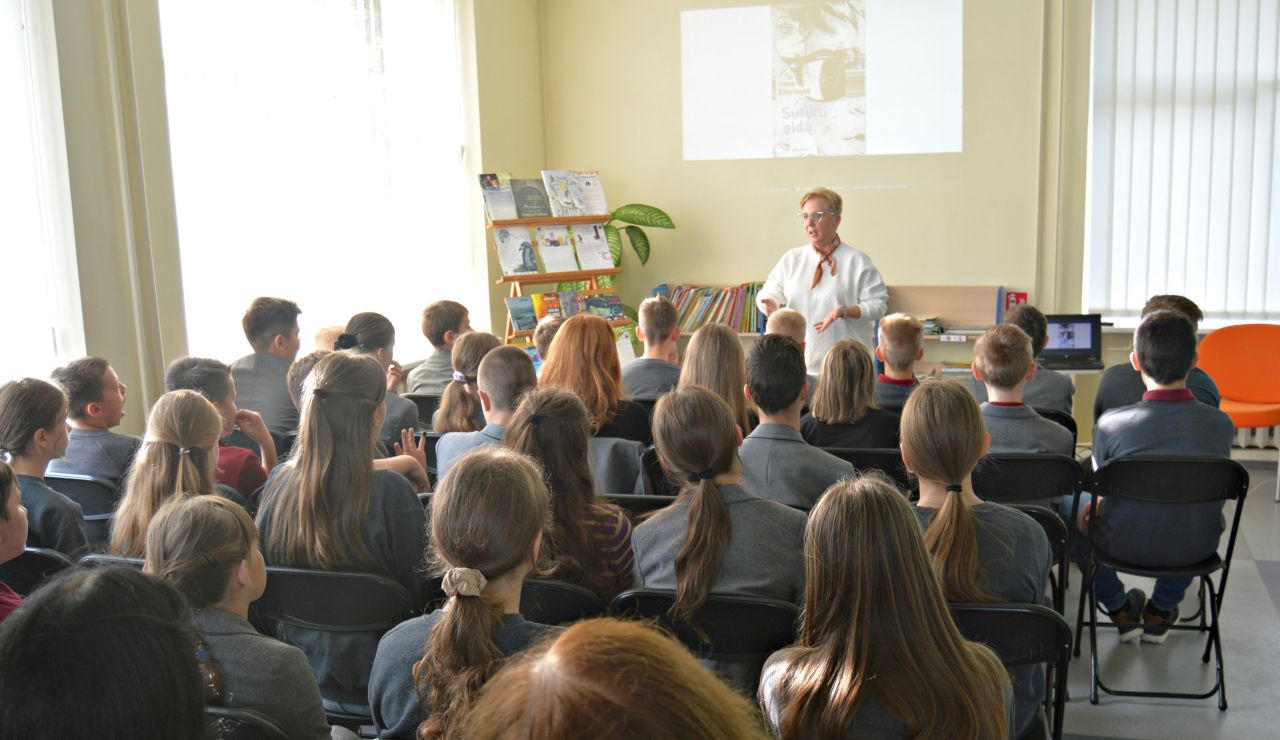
159, 0, 476, 363
1087, 0, 1280, 322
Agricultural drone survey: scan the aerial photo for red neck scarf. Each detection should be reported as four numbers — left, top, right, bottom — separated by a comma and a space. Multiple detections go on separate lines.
811, 238, 840, 289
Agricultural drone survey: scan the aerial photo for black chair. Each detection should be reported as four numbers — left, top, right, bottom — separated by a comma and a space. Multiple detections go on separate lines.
610, 588, 799, 696
277, 431, 298, 461
632, 398, 658, 417
604, 493, 677, 520
823, 448, 913, 492
1033, 408, 1077, 448
521, 579, 607, 626
1072, 456, 1249, 710
44, 473, 117, 546
403, 394, 441, 432
972, 453, 1081, 509
413, 431, 444, 485
641, 445, 678, 497
1010, 505, 1070, 615
204, 706, 288, 740
950, 603, 1072, 740
0, 547, 75, 596
79, 552, 145, 569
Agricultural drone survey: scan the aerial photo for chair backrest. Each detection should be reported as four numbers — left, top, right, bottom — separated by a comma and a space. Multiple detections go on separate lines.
972, 453, 1082, 505
1093, 456, 1249, 505
0, 547, 75, 596
414, 431, 443, 480
603, 493, 677, 520
641, 444, 678, 496
1010, 504, 1069, 614
204, 706, 289, 740
254, 566, 416, 632
79, 553, 145, 570
277, 431, 298, 461
631, 398, 658, 417
588, 436, 649, 494
1197, 324, 1280, 403
1033, 408, 1078, 446
44, 473, 118, 546
822, 448, 912, 491
520, 578, 607, 626
404, 394, 442, 430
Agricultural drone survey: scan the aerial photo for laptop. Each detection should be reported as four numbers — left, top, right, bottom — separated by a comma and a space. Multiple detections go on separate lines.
1039, 314, 1104, 370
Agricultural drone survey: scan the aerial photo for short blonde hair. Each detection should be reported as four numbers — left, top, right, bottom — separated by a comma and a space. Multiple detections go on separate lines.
801, 187, 843, 214
877, 314, 924, 372
766, 308, 807, 346
638, 296, 678, 344
810, 340, 877, 424
973, 324, 1033, 390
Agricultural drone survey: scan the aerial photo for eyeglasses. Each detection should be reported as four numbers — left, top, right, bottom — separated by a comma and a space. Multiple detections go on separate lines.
797, 211, 839, 223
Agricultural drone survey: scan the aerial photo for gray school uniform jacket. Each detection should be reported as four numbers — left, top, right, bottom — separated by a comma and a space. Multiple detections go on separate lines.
47, 427, 142, 488
739, 424, 855, 510
1092, 364, 1219, 422
621, 358, 682, 400
405, 350, 453, 395
971, 363, 1075, 416
981, 403, 1074, 456
379, 391, 419, 452
435, 423, 505, 480
231, 353, 298, 437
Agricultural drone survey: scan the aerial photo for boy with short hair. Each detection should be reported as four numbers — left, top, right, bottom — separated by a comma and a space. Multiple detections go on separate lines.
286, 350, 330, 411
532, 315, 563, 372
407, 300, 471, 394
972, 325, 1073, 455
740, 335, 853, 510
622, 296, 681, 399
230, 297, 302, 436
436, 347, 537, 479
47, 358, 141, 487
766, 308, 817, 396
971, 304, 1075, 414
874, 313, 924, 408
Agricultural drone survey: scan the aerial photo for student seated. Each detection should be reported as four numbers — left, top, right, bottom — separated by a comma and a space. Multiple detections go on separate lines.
532, 314, 563, 372
622, 295, 682, 399
436, 345, 535, 479
314, 326, 345, 353
800, 339, 899, 449
679, 322, 754, 435
433, 332, 501, 433
257, 351, 427, 704
506, 387, 635, 602
874, 313, 924, 408
0, 379, 87, 558
740, 335, 853, 510
407, 300, 471, 394
1092, 294, 1220, 422
0, 461, 28, 623
971, 304, 1076, 415
335, 312, 419, 453
0, 567, 206, 740
972, 325, 1074, 455
758, 475, 1014, 739
541, 314, 653, 446
903, 378, 1053, 738
631, 386, 806, 606
766, 307, 817, 396
230, 297, 303, 436
165, 357, 277, 501
368, 447, 560, 739
1072, 309, 1234, 643
462, 618, 766, 738
144, 495, 348, 740
110, 390, 246, 557
47, 357, 140, 487
287, 350, 330, 412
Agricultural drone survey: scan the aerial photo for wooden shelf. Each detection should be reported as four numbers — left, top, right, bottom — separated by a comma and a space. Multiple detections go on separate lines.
497, 268, 621, 285
510, 317, 631, 339
489, 215, 610, 228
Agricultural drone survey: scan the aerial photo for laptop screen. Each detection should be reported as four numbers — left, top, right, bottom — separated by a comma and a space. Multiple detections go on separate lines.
1040, 314, 1103, 367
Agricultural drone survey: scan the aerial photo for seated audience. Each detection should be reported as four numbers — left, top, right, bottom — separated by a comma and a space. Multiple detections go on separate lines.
741, 335, 853, 510
111, 390, 244, 557
972, 325, 1074, 455
0, 379, 86, 558
368, 447, 559, 739
288, 350, 330, 411
679, 322, 754, 434
231, 297, 303, 436
631, 386, 806, 607
800, 339, 899, 449
903, 378, 1052, 737
47, 357, 140, 486
507, 386, 634, 601
335, 312, 419, 452
144, 495, 345, 740
1073, 309, 1234, 643
0, 567, 206, 739
0, 461, 28, 623
874, 313, 924, 408
541, 314, 652, 446
622, 295, 682, 399
532, 314, 564, 372
758, 475, 1014, 739
433, 331, 501, 433
436, 346, 535, 479
972, 304, 1075, 415
164, 357, 277, 500
256, 351, 426, 704
766, 307, 817, 396
1092, 294, 1220, 422
407, 300, 471, 394
462, 618, 766, 738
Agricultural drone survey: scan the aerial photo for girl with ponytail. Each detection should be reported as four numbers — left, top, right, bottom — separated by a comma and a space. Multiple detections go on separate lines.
368, 447, 559, 740
900, 377, 1052, 738
336, 311, 418, 452
433, 331, 500, 433
631, 386, 806, 624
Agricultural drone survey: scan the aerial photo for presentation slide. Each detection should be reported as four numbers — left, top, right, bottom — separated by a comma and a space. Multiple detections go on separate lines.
1045, 323, 1095, 351
680, 0, 963, 160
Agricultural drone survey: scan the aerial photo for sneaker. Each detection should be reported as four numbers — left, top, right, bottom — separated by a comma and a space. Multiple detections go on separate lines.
1141, 602, 1181, 644
1108, 588, 1147, 643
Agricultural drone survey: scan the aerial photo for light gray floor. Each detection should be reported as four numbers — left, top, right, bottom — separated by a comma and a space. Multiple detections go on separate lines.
1062, 454, 1279, 740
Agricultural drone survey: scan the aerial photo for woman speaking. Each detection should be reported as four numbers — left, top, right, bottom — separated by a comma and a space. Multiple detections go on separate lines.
757, 187, 889, 373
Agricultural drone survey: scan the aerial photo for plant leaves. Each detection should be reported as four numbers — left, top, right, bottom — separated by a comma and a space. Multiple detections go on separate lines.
623, 304, 639, 324
624, 226, 650, 265
611, 203, 675, 229
596, 274, 614, 289
556, 280, 588, 292
604, 225, 624, 266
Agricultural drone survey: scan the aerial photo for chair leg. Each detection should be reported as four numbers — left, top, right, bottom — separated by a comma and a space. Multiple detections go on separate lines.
1274, 449, 1279, 503
1073, 565, 1090, 658
1086, 567, 1100, 705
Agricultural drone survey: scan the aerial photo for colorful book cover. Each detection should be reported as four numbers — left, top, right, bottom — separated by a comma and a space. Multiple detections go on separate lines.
536, 225, 578, 272
494, 225, 538, 275
478, 172, 517, 221
558, 291, 585, 317
542, 170, 589, 217
570, 223, 614, 270
583, 293, 626, 321
531, 292, 562, 321
511, 179, 553, 218
505, 296, 537, 332
573, 170, 610, 215
520, 343, 542, 372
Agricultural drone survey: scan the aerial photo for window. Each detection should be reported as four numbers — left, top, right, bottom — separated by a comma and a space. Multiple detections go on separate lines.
159, 0, 475, 363
1086, 0, 1280, 323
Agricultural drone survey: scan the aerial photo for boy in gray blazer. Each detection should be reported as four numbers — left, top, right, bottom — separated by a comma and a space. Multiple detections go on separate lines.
47, 357, 141, 487
621, 296, 682, 400
230, 297, 302, 436
436, 346, 535, 480
407, 300, 471, 395
972, 324, 1074, 456
971, 304, 1075, 415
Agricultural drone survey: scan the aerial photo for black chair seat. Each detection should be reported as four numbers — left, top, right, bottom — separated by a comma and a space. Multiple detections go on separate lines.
0, 547, 75, 596
1092, 551, 1223, 580
204, 706, 288, 740
520, 579, 607, 626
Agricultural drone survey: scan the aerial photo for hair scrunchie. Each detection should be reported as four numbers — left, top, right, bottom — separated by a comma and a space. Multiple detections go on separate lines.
687, 469, 716, 483
451, 370, 467, 383
442, 567, 487, 598
177, 447, 192, 457
312, 387, 329, 399
334, 333, 361, 351
945, 484, 963, 493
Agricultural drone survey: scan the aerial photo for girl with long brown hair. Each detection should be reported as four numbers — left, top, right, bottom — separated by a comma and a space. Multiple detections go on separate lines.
540, 313, 652, 445
433, 331, 500, 433
800, 338, 899, 449
679, 322, 755, 434
759, 474, 1014, 739
367, 447, 559, 740
900, 377, 1052, 738
631, 386, 806, 623
506, 386, 634, 601
335, 311, 419, 452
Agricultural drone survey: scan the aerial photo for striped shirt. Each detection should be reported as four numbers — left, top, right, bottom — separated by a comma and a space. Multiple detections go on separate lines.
580, 502, 635, 598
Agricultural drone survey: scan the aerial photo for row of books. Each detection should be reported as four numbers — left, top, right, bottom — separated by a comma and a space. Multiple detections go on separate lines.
657, 282, 767, 334
480, 170, 609, 221
493, 222, 613, 276
505, 290, 626, 332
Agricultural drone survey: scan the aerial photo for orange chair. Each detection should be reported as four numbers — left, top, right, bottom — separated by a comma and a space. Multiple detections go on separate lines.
1196, 324, 1280, 500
